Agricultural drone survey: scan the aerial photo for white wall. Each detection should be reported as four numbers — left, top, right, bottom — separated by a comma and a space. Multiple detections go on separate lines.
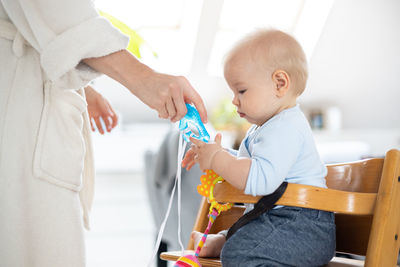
300, 0, 400, 129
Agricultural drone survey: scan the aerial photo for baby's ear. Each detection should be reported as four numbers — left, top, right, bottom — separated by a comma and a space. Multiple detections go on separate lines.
272, 70, 290, 97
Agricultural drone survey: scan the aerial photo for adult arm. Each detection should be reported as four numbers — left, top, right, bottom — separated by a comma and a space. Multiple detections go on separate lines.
83, 50, 207, 122
2, 0, 207, 122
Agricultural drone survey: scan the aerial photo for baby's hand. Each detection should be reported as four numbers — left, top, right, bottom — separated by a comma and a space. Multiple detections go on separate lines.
191, 231, 226, 258
182, 147, 197, 170
189, 133, 223, 172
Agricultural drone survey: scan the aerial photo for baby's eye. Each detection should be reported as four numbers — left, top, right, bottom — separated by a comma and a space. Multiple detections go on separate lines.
238, 89, 247, 94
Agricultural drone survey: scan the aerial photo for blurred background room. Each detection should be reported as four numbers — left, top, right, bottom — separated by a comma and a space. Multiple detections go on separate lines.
85, 0, 400, 266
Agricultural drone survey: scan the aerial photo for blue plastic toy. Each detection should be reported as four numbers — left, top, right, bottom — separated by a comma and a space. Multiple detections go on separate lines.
179, 104, 210, 143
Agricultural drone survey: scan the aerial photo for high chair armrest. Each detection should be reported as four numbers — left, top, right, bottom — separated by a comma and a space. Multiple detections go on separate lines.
213, 182, 377, 215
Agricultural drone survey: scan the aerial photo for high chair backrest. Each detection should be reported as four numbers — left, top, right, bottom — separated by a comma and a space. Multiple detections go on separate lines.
186, 149, 400, 267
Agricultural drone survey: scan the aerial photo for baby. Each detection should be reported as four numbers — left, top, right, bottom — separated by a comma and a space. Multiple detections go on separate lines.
182, 29, 335, 266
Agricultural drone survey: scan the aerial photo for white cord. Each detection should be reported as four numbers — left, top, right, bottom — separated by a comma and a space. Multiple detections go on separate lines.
147, 133, 187, 267
177, 134, 186, 253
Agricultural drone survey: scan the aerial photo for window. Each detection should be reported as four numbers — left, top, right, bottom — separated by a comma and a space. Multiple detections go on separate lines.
94, 0, 333, 76
94, 0, 203, 74
207, 0, 334, 76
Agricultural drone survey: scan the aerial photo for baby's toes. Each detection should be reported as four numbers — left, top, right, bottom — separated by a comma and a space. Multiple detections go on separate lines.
191, 231, 203, 243
198, 245, 211, 257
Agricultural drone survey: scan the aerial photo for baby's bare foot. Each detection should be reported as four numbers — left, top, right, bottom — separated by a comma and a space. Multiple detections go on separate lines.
191, 231, 226, 257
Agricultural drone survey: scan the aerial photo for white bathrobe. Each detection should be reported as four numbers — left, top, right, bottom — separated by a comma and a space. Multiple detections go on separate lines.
0, 1, 128, 266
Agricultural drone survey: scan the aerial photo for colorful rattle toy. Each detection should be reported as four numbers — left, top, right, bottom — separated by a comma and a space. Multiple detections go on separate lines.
174, 106, 233, 267
174, 170, 233, 267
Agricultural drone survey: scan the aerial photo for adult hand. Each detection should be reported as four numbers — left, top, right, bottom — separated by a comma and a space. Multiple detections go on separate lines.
85, 85, 118, 134
132, 71, 207, 123
83, 50, 207, 123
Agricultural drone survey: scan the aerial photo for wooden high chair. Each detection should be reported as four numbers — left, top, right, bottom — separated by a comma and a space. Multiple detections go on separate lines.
160, 149, 400, 266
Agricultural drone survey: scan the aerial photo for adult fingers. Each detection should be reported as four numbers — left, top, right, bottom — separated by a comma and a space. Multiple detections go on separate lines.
110, 113, 118, 130
158, 104, 169, 119
102, 115, 112, 132
190, 92, 207, 123
89, 118, 95, 132
170, 82, 186, 122
180, 77, 207, 123
94, 117, 104, 134
107, 102, 119, 129
165, 97, 177, 121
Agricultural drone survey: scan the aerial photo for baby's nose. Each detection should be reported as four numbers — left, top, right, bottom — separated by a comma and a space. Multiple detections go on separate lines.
232, 97, 239, 107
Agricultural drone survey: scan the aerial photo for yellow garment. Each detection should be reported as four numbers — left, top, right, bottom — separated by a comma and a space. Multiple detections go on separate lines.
99, 10, 156, 58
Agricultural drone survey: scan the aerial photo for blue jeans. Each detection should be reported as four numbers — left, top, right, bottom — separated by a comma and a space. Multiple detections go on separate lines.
220, 207, 336, 267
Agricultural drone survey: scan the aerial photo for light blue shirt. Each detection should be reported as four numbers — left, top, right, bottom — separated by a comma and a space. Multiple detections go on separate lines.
237, 104, 327, 196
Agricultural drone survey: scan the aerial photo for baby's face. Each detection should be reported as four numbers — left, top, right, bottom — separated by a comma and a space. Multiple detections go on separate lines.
224, 53, 283, 126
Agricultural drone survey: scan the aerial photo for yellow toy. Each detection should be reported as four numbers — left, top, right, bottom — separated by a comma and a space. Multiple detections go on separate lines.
197, 170, 233, 213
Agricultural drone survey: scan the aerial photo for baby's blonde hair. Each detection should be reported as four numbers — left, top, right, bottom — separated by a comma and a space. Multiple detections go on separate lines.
226, 29, 308, 96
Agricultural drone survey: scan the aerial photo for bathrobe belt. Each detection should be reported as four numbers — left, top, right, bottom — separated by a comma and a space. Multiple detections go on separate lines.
0, 18, 29, 57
